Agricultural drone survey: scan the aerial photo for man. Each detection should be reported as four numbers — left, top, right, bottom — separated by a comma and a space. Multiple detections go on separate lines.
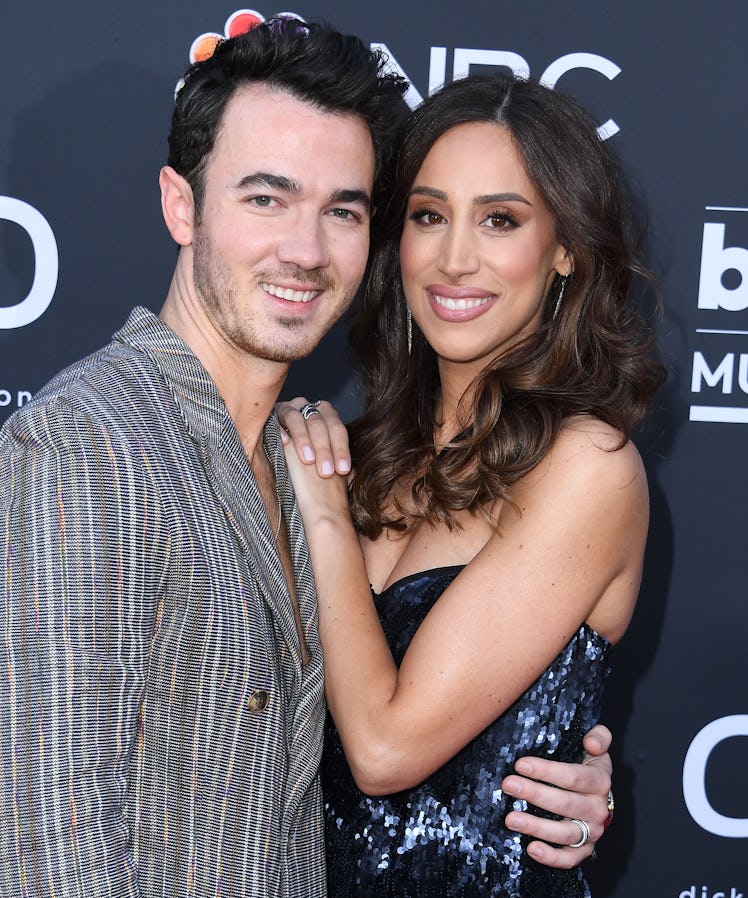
0, 19, 612, 897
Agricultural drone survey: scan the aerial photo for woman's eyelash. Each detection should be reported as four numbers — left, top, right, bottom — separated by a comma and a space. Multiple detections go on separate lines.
407, 207, 520, 229
408, 206, 442, 223
484, 210, 519, 228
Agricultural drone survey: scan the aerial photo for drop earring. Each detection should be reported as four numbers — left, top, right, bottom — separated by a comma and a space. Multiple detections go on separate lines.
407, 306, 413, 354
552, 275, 568, 321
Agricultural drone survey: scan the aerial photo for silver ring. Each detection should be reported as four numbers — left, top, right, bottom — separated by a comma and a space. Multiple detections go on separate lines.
299, 401, 322, 420
569, 818, 591, 848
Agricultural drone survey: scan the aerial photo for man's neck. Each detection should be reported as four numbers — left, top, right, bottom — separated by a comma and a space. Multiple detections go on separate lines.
160, 286, 288, 463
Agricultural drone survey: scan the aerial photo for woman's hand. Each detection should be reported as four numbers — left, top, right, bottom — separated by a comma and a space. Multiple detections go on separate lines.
278, 398, 352, 526
276, 397, 352, 479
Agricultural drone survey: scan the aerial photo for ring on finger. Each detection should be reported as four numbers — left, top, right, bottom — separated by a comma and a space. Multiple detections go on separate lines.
299, 401, 322, 420
569, 818, 591, 848
603, 789, 615, 831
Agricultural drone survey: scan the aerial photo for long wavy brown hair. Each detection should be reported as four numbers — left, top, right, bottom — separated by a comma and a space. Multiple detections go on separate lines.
348, 74, 665, 539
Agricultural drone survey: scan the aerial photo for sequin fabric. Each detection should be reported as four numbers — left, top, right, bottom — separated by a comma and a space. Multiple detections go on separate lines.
322, 565, 610, 897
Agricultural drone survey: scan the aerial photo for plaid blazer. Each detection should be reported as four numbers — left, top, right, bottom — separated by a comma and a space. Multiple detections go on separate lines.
0, 307, 326, 897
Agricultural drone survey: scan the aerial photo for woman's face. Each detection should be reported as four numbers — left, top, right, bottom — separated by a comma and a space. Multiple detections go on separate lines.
399, 121, 570, 375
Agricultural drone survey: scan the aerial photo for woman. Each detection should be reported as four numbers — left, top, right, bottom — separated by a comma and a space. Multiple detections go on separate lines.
281, 74, 663, 896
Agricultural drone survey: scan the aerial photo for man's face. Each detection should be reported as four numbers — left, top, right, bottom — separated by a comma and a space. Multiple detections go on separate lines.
191, 83, 375, 364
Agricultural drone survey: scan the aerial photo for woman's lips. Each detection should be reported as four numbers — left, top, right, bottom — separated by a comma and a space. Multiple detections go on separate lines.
427, 285, 497, 321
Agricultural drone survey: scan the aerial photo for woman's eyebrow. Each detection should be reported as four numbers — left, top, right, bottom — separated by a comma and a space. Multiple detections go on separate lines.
408, 186, 531, 206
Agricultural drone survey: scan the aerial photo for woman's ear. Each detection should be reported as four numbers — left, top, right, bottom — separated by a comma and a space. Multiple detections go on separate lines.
159, 166, 195, 247
555, 246, 574, 278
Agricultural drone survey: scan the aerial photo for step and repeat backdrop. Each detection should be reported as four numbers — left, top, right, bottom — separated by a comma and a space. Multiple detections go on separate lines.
1, 1, 746, 895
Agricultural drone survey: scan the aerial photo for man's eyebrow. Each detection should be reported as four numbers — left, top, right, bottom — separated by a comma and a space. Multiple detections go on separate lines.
235, 172, 301, 193
234, 174, 370, 210
329, 188, 371, 211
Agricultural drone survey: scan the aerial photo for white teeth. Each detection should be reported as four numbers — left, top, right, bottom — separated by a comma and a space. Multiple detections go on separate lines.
432, 294, 490, 310
261, 282, 319, 303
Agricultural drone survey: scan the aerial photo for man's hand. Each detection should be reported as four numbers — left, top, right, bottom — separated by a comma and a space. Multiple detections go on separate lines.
502, 724, 613, 867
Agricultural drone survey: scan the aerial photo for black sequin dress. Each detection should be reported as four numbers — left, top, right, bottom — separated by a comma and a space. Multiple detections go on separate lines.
322, 566, 610, 897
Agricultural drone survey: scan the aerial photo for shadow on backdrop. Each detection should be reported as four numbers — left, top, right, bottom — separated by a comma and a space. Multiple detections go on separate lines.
587, 249, 686, 894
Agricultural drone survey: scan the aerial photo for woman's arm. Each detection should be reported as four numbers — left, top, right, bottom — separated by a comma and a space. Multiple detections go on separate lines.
282, 417, 647, 796
279, 402, 618, 863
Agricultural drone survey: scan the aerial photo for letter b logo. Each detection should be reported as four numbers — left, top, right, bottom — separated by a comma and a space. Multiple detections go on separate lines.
698, 223, 748, 312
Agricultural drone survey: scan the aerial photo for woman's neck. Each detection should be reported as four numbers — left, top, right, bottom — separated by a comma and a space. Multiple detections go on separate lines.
435, 362, 484, 449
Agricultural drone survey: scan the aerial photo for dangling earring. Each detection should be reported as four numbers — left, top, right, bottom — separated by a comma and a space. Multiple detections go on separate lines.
552, 275, 568, 321
407, 305, 413, 354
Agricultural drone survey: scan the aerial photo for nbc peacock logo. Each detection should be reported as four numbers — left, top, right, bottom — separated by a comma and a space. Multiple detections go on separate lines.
189, 9, 307, 63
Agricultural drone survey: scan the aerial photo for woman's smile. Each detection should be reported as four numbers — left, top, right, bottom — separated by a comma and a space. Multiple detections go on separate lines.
427, 284, 497, 321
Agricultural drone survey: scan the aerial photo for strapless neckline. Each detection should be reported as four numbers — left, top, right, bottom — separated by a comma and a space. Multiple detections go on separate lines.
373, 564, 466, 597
373, 564, 609, 646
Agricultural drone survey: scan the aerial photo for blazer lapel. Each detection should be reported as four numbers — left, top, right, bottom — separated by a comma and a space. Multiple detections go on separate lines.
199, 419, 305, 677
265, 415, 326, 830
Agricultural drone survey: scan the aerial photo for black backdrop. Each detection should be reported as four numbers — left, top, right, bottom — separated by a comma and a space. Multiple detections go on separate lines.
1, 3, 746, 895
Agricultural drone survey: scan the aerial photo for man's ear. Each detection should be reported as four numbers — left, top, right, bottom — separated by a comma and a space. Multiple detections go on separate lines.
159, 166, 195, 247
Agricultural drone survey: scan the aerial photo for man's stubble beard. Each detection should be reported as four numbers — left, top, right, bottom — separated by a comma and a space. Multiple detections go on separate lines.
192, 226, 346, 364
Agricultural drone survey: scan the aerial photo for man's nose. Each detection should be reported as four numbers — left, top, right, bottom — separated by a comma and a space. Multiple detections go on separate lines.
277, 212, 330, 270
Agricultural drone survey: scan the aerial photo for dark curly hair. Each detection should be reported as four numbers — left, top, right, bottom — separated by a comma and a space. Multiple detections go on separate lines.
168, 17, 408, 214
348, 74, 666, 538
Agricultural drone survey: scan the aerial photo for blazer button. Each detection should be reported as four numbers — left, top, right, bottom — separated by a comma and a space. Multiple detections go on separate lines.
247, 689, 270, 714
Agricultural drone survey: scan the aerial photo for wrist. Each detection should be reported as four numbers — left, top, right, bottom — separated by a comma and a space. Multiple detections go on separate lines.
304, 502, 356, 540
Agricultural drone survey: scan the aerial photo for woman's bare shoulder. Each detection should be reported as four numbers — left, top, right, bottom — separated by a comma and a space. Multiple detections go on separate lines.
505, 416, 647, 536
